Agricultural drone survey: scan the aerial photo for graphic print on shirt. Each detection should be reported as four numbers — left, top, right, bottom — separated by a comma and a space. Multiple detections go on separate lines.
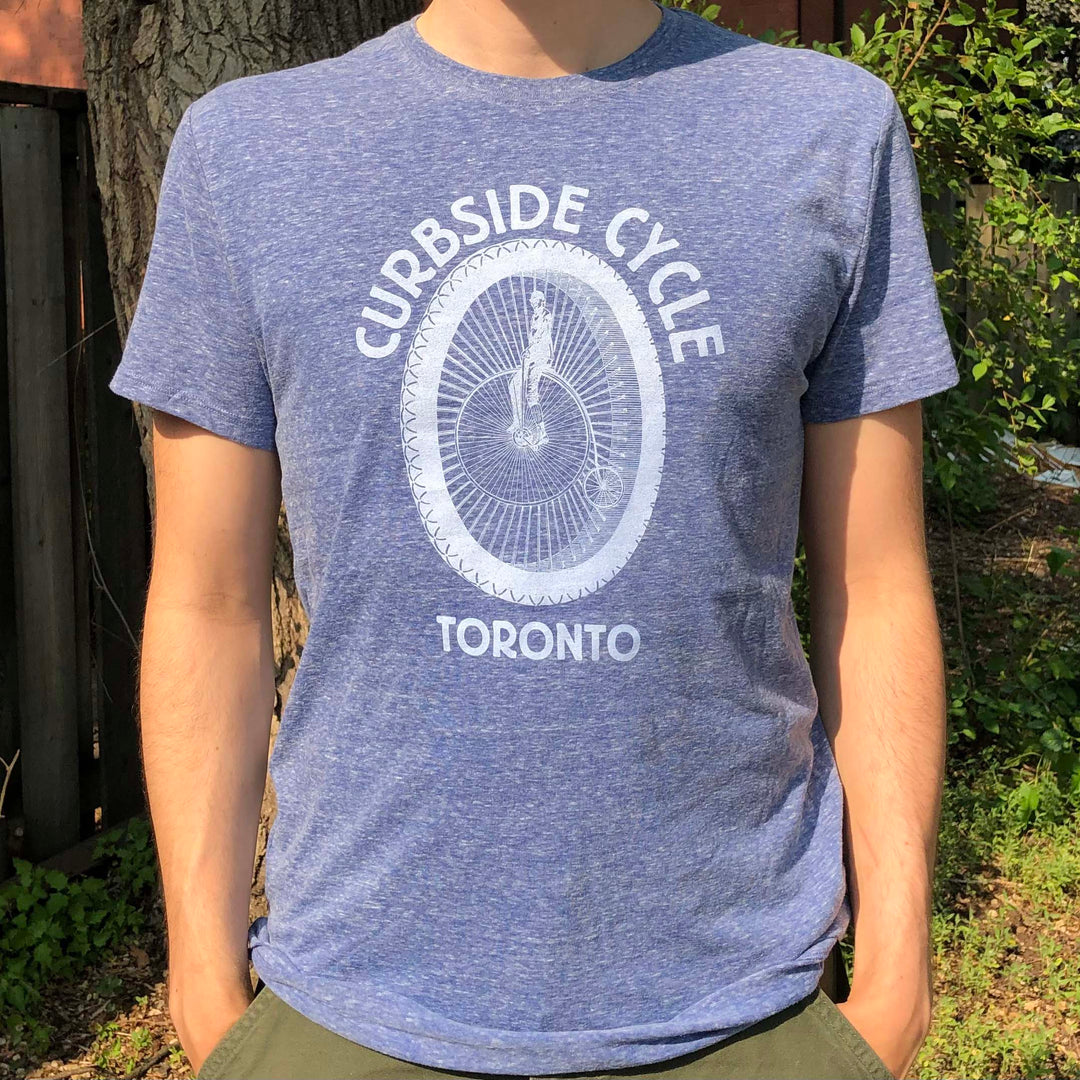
400, 238, 666, 606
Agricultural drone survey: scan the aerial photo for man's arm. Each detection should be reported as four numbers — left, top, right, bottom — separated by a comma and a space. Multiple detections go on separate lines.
139, 410, 281, 1074
800, 400, 946, 1080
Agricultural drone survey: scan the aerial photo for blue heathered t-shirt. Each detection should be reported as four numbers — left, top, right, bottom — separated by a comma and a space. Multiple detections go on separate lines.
109, 4, 960, 1075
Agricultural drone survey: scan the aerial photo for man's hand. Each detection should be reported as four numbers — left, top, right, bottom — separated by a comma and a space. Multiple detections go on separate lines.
836, 937, 933, 1080
170, 980, 254, 1077
140, 409, 281, 1075
801, 399, 946, 1080
837, 981, 932, 1080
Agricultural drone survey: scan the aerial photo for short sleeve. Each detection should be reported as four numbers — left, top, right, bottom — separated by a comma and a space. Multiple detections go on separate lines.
799, 85, 961, 424
108, 106, 277, 450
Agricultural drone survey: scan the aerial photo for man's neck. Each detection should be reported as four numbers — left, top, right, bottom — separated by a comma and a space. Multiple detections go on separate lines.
413, 0, 663, 78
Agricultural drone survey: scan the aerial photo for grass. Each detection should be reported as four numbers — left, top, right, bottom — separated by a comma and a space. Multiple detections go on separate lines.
915, 749, 1080, 1079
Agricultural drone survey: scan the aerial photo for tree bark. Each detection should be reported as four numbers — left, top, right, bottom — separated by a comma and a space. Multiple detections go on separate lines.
82, 0, 422, 912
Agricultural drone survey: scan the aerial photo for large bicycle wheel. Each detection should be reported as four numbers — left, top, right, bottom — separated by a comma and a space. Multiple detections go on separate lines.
401, 237, 666, 606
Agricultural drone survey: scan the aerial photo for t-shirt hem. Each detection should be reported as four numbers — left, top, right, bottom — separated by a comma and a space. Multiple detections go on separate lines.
801, 365, 960, 424
108, 371, 277, 451
247, 926, 845, 1075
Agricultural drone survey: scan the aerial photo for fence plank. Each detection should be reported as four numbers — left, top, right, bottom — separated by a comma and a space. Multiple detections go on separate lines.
77, 111, 148, 829
0, 163, 15, 880
60, 107, 101, 840
0, 104, 81, 860
1045, 181, 1079, 442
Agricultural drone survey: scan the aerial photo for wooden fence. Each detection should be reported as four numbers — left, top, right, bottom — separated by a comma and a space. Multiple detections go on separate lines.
0, 80, 148, 880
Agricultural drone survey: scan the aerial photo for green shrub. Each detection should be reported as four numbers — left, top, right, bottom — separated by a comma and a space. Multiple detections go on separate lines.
0, 817, 159, 1053
946, 540, 1080, 800
838, 0, 1080, 524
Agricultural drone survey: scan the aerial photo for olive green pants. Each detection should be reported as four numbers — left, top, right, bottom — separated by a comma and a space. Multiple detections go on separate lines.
197, 953, 893, 1080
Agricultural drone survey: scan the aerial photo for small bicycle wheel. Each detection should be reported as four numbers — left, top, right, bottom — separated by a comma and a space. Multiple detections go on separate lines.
583, 466, 623, 509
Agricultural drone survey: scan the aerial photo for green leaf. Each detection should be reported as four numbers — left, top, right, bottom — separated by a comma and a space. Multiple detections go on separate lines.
44, 891, 67, 916
1046, 547, 1072, 577
1040, 728, 1066, 753
850, 23, 866, 48
43, 869, 67, 891
972, 359, 990, 380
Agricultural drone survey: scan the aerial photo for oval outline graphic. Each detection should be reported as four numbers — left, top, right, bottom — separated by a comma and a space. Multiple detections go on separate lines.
401, 237, 666, 606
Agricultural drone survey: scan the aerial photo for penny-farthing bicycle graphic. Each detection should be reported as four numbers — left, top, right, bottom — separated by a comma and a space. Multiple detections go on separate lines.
401, 238, 666, 606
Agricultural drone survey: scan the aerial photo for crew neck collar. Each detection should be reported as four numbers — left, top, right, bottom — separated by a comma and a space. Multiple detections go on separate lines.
389, 2, 683, 101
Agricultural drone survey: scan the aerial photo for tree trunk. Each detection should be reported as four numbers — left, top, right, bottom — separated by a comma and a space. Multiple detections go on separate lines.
81, 0, 421, 915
